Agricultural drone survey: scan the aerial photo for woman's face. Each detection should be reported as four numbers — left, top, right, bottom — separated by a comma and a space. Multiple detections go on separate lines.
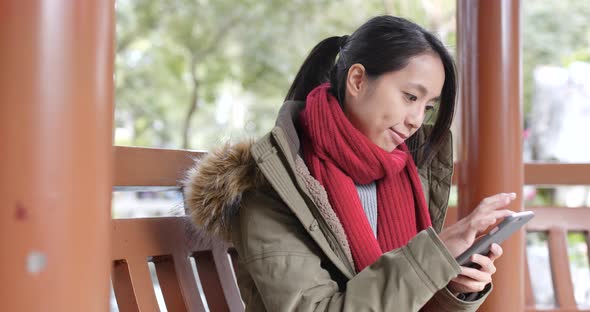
343, 52, 445, 152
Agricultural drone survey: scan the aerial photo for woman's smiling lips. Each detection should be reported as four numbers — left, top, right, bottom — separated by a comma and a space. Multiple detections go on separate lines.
388, 128, 407, 145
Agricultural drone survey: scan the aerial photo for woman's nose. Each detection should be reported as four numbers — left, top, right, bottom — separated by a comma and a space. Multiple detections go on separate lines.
405, 108, 425, 130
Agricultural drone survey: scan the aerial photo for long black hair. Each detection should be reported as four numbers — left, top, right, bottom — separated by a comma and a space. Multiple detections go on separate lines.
285, 15, 456, 166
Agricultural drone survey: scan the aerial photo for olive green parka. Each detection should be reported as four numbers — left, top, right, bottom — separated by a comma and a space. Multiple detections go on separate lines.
184, 101, 491, 311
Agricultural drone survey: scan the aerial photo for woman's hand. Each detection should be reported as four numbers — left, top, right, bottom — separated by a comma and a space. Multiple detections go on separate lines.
447, 243, 503, 294
439, 192, 517, 258
438, 192, 516, 295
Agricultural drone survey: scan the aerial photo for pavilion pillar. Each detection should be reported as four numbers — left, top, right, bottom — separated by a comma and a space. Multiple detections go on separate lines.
457, 0, 524, 311
0, 2, 115, 311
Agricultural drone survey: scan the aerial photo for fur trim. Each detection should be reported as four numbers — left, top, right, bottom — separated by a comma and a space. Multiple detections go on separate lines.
294, 156, 356, 271
183, 141, 265, 242
182, 139, 355, 272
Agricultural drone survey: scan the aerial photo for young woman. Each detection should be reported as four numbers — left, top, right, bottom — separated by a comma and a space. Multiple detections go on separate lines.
184, 15, 516, 311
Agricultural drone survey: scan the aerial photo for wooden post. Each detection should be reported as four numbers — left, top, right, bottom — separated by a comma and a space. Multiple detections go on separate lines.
0, 1, 115, 311
457, 0, 524, 311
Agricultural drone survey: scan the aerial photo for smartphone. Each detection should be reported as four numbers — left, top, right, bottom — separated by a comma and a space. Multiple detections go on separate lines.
455, 211, 535, 267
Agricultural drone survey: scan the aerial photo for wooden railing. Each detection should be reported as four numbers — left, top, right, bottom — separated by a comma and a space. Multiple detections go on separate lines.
111, 146, 590, 311
525, 208, 590, 312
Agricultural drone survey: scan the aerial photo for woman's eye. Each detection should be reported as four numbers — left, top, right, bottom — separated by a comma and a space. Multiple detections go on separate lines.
425, 106, 435, 112
405, 93, 418, 102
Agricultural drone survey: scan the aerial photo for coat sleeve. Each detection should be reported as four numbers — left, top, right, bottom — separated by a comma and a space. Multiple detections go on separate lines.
421, 284, 492, 312
231, 189, 479, 312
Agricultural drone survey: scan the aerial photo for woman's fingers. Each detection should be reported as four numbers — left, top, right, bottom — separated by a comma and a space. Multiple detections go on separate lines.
450, 253, 498, 293
490, 209, 517, 219
467, 193, 516, 232
460, 264, 493, 282
488, 243, 503, 262
445, 193, 516, 258
479, 193, 517, 212
479, 209, 516, 229
468, 254, 496, 274
449, 276, 488, 293
481, 193, 513, 205
468, 209, 515, 233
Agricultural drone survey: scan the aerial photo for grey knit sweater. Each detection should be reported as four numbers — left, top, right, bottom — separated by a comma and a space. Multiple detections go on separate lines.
355, 182, 378, 237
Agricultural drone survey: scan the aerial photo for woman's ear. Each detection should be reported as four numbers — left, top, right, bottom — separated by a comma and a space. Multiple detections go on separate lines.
346, 63, 367, 100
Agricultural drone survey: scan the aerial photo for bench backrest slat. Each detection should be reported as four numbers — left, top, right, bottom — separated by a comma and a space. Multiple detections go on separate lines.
111, 217, 244, 312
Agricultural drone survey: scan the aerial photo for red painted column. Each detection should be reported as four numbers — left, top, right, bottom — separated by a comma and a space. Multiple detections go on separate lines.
0, 2, 115, 311
457, 0, 524, 311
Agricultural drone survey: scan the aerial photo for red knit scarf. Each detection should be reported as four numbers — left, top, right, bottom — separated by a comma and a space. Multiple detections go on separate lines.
299, 83, 432, 272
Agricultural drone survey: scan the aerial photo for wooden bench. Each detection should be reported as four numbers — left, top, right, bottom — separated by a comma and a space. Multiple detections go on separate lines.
111, 147, 244, 311
110, 146, 590, 311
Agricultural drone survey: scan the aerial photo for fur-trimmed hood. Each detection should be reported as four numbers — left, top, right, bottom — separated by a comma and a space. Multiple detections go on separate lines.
183, 140, 265, 242
182, 101, 306, 243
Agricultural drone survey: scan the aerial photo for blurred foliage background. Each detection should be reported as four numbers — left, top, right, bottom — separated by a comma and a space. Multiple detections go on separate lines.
114, 0, 456, 150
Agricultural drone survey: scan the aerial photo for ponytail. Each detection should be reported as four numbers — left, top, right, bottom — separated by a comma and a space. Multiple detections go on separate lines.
285, 36, 342, 102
